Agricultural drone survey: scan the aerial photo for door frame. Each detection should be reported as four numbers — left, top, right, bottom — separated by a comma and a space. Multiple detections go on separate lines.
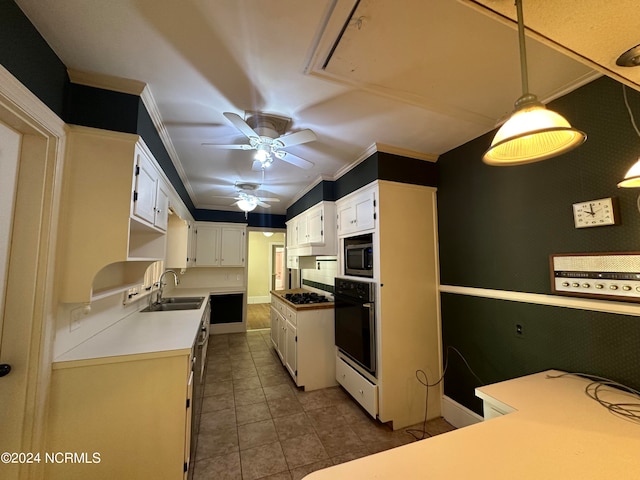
268, 242, 285, 291
0, 65, 66, 480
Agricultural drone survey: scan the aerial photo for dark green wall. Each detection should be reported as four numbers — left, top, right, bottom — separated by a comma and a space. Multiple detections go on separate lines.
0, 0, 69, 117
438, 76, 640, 415
1, 1, 280, 226
287, 151, 438, 219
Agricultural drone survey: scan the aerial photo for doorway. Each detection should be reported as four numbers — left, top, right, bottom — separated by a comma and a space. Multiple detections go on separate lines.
246, 231, 285, 330
0, 67, 66, 480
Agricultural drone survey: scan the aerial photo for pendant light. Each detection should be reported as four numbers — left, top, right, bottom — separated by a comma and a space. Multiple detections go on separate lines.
482, 0, 586, 165
617, 85, 640, 188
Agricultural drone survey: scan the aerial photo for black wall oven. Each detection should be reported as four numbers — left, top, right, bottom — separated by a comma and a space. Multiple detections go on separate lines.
334, 277, 376, 375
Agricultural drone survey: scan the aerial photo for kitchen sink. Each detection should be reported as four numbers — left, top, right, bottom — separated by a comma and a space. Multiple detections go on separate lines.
141, 296, 205, 313
160, 296, 205, 304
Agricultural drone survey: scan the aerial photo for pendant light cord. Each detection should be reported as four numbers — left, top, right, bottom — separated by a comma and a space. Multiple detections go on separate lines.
515, 0, 529, 96
623, 85, 640, 139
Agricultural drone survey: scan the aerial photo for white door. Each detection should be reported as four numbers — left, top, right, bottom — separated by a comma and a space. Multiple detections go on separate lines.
0, 122, 22, 465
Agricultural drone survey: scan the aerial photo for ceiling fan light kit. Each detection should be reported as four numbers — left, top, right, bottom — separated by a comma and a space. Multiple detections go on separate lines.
483, 0, 586, 166
203, 111, 317, 171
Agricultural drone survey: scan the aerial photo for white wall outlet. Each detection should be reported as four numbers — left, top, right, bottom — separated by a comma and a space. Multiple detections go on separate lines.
70, 306, 84, 331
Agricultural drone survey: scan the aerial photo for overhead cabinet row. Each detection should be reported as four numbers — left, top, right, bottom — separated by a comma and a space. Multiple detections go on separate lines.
59, 126, 168, 303
59, 126, 247, 303
166, 220, 246, 269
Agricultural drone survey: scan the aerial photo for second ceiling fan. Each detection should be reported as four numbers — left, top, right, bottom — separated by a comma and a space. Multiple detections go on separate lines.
203, 112, 316, 170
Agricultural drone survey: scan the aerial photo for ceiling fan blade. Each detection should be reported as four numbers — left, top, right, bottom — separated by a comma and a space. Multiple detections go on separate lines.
223, 112, 260, 140
201, 143, 252, 150
257, 196, 280, 202
256, 200, 271, 208
275, 129, 317, 148
277, 151, 315, 170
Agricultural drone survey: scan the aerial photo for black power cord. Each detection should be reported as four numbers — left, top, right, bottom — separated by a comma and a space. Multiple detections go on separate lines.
406, 346, 484, 440
546, 372, 640, 424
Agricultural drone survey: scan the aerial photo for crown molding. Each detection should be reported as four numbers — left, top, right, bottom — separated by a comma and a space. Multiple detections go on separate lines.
67, 69, 146, 95
138, 86, 197, 203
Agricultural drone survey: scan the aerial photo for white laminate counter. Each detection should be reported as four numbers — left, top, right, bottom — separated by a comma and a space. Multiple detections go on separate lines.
53, 288, 219, 367
305, 370, 640, 479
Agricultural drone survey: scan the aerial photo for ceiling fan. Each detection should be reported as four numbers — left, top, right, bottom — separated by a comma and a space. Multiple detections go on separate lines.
202, 112, 316, 170
221, 182, 280, 213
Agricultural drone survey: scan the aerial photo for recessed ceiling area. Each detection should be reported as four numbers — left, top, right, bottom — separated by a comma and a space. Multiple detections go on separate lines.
14, 0, 601, 215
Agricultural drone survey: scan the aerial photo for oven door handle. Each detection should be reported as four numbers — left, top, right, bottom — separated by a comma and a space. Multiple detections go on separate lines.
363, 302, 376, 372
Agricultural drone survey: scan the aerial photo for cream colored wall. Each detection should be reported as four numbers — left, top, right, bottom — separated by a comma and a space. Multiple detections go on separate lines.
247, 232, 285, 302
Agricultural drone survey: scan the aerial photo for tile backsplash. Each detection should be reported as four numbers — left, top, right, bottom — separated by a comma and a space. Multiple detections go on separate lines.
301, 256, 337, 293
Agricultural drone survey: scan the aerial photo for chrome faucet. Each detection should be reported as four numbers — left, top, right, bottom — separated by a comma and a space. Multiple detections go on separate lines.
158, 269, 180, 301
149, 270, 180, 309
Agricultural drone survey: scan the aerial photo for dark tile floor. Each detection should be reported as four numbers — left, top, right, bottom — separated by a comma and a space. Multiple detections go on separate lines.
193, 330, 455, 480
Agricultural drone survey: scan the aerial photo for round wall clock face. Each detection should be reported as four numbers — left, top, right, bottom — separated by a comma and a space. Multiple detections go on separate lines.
572, 197, 617, 228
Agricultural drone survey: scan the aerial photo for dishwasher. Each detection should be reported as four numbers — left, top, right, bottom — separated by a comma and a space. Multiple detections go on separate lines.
188, 298, 209, 480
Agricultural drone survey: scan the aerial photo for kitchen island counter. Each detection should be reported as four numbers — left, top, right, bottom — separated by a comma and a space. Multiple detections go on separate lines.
304, 370, 640, 479
271, 288, 334, 311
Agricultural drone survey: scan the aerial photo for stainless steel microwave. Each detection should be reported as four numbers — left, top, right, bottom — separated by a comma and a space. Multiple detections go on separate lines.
344, 234, 373, 277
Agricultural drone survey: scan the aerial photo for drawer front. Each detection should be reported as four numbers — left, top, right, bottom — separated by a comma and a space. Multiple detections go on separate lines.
285, 306, 296, 326
336, 356, 378, 417
271, 297, 286, 315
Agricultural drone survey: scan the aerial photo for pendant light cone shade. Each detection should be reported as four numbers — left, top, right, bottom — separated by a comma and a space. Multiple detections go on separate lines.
482, 0, 586, 166
617, 158, 640, 188
483, 99, 586, 165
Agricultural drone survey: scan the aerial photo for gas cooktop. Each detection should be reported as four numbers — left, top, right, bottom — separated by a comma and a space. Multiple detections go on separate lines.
283, 292, 331, 305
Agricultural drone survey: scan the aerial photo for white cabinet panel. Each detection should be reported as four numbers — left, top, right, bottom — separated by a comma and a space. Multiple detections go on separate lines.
285, 319, 297, 380
336, 355, 378, 417
220, 227, 245, 266
336, 185, 376, 236
194, 225, 220, 266
132, 145, 169, 232
194, 223, 246, 267
286, 202, 336, 256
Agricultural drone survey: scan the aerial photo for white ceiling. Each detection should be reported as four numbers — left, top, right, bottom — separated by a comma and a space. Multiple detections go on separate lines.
16, 0, 632, 215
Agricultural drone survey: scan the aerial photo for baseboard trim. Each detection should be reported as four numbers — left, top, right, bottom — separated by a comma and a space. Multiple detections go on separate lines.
248, 295, 271, 305
210, 323, 246, 335
441, 395, 483, 429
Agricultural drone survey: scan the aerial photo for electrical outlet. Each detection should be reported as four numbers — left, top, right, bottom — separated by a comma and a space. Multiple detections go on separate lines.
70, 306, 83, 331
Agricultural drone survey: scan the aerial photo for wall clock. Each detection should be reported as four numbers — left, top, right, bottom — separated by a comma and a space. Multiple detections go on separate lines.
572, 197, 619, 228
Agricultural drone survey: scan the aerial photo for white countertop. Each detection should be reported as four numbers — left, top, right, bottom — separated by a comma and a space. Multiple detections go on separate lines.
53, 288, 214, 367
305, 370, 640, 479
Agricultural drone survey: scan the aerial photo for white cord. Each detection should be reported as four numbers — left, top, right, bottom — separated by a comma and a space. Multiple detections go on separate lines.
623, 85, 640, 138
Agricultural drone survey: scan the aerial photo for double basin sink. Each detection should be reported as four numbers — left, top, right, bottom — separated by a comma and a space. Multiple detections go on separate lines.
141, 296, 205, 313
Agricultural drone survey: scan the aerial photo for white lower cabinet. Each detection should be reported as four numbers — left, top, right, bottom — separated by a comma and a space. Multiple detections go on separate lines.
270, 294, 336, 391
336, 355, 378, 417
46, 352, 193, 480
285, 319, 297, 379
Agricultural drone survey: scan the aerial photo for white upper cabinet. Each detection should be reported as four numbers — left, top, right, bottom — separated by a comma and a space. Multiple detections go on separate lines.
132, 145, 169, 232
220, 226, 245, 266
336, 184, 377, 236
58, 126, 167, 303
194, 223, 246, 267
165, 217, 196, 270
286, 201, 336, 256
